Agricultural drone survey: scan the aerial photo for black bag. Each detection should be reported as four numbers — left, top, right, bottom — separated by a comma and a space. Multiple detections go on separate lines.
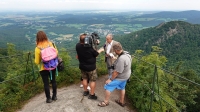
57, 58, 64, 71
52, 43, 64, 71
127, 78, 131, 83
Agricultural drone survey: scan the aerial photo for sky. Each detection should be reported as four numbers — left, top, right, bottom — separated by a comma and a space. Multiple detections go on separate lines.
0, 0, 200, 11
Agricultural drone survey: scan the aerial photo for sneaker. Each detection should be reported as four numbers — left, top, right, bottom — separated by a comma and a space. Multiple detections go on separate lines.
83, 91, 89, 96
80, 84, 83, 88
87, 86, 91, 90
88, 94, 97, 100
52, 96, 57, 101
46, 98, 52, 103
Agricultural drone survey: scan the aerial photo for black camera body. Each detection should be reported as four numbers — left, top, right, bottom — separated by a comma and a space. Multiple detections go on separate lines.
84, 32, 100, 50
111, 65, 115, 69
108, 64, 115, 70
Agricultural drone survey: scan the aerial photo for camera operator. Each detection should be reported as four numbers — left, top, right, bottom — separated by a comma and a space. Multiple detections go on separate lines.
104, 34, 121, 78
76, 33, 104, 100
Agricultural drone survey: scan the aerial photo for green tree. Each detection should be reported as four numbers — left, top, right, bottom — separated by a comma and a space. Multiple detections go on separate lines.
126, 46, 199, 111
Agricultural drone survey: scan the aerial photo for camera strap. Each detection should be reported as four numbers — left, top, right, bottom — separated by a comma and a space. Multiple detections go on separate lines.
123, 52, 132, 62
108, 51, 131, 69
115, 51, 132, 65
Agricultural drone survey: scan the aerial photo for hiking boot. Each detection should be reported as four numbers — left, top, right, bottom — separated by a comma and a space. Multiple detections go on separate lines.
83, 91, 89, 96
88, 94, 97, 100
52, 96, 57, 101
46, 98, 52, 103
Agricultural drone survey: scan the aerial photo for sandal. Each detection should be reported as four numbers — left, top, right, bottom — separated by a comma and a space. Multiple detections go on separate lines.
115, 99, 126, 107
98, 101, 109, 107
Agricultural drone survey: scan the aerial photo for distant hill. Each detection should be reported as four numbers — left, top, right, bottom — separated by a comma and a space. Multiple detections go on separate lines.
136, 10, 200, 24
116, 21, 200, 72
1, 10, 200, 50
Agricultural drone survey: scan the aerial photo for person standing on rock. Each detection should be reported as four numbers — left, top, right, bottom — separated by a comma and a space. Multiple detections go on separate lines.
76, 33, 104, 100
34, 31, 58, 103
76, 55, 91, 91
104, 34, 121, 78
98, 44, 132, 107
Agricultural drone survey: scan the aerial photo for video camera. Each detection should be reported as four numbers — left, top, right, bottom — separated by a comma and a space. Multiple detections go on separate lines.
84, 32, 100, 50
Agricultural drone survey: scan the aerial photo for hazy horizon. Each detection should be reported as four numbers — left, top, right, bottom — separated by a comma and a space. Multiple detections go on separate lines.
0, 0, 200, 12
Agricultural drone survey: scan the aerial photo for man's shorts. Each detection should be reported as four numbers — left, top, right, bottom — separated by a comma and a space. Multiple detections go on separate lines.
81, 69, 97, 81
104, 79, 127, 92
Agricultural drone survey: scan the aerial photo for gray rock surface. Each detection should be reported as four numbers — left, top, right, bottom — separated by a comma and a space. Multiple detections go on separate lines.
18, 75, 135, 112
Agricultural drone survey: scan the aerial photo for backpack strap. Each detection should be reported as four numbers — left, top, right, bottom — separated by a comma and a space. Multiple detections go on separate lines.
56, 67, 58, 76
37, 46, 43, 50
52, 43, 56, 48
52, 43, 59, 77
49, 68, 58, 80
49, 70, 53, 80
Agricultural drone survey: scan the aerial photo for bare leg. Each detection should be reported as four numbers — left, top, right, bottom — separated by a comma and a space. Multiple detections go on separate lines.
90, 81, 96, 95
80, 76, 84, 88
83, 79, 88, 91
104, 90, 111, 103
120, 89, 125, 103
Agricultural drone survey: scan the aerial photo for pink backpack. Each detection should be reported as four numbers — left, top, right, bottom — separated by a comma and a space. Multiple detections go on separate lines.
40, 45, 58, 70
39, 45, 58, 80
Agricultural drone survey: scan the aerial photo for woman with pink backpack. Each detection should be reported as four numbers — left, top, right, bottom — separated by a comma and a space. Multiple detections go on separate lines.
34, 31, 58, 103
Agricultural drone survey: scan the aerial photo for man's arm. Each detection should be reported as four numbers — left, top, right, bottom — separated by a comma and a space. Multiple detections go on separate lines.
97, 47, 104, 54
105, 70, 118, 84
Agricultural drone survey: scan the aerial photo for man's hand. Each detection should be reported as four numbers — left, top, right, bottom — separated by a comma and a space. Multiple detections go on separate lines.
109, 53, 117, 59
96, 40, 100, 45
105, 79, 112, 85
98, 47, 104, 53
112, 57, 117, 59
